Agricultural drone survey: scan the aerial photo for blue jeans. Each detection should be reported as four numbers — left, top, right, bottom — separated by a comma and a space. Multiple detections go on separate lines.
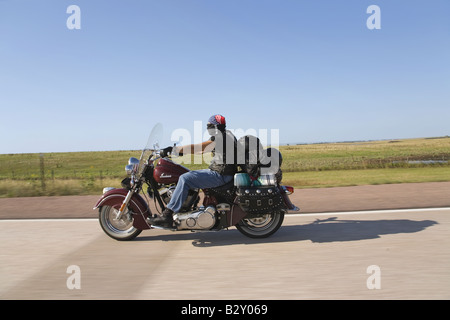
167, 169, 233, 213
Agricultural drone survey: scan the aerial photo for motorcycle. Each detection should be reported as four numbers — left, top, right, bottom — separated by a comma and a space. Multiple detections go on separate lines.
93, 123, 299, 241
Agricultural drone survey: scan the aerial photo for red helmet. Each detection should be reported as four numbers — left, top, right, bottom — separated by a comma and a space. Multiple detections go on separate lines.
208, 114, 226, 126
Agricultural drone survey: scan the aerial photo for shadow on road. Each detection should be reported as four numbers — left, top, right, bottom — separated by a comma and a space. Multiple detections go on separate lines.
135, 217, 438, 247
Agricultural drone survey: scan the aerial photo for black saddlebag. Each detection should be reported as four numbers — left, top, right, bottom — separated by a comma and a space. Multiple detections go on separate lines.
235, 186, 284, 215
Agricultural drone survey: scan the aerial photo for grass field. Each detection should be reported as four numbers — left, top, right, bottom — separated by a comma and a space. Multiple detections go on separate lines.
0, 136, 449, 197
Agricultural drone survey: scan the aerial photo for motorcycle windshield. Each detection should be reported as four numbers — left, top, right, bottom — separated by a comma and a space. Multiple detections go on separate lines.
138, 123, 164, 173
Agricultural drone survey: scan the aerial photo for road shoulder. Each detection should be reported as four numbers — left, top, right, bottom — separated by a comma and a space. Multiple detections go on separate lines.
1, 181, 449, 219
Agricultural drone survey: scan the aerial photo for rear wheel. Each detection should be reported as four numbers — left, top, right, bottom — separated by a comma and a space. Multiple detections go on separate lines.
99, 205, 142, 241
235, 210, 285, 238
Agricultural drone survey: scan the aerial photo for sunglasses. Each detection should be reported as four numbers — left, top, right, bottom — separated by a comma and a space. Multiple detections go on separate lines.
206, 123, 218, 130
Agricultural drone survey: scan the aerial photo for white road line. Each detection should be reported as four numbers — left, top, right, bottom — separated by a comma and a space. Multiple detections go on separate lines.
1, 207, 449, 223
0, 218, 97, 223
286, 207, 450, 217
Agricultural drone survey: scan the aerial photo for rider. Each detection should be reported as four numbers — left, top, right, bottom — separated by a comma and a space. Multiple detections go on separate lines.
148, 114, 237, 227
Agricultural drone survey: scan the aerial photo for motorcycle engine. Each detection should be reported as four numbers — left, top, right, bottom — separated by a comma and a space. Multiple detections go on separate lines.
174, 206, 216, 230
160, 187, 200, 213
160, 186, 176, 204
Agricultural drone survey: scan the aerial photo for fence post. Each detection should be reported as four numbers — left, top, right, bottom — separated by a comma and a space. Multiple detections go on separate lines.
40, 153, 46, 191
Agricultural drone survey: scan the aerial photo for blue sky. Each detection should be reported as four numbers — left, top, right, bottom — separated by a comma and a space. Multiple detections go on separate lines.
1, 0, 449, 153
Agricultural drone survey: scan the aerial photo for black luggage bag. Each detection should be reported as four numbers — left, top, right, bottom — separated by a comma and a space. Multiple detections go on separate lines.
235, 185, 284, 215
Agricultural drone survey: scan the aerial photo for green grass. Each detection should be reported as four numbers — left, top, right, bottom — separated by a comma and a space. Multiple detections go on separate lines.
0, 150, 138, 180
282, 167, 450, 189
1, 136, 449, 197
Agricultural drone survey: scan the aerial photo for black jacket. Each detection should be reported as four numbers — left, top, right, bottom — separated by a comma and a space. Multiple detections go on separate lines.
209, 130, 237, 176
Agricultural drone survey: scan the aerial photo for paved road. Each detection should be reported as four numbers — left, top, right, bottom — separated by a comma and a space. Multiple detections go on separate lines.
1, 208, 449, 300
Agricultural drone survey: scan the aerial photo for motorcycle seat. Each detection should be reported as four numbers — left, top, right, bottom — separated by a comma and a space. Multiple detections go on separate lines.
209, 178, 235, 193
205, 178, 236, 203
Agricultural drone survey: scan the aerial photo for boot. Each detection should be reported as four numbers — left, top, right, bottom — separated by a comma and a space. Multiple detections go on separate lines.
148, 208, 174, 228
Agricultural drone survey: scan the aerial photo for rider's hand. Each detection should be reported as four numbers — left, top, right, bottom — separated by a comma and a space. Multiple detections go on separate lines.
160, 146, 173, 158
173, 146, 183, 156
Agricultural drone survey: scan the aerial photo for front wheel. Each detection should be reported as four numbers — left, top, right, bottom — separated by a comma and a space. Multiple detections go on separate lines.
99, 205, 142, 241
235, 210, 285, 238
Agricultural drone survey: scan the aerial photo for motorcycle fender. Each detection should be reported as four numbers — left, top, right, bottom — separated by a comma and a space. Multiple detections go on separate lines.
228, 204, 248, 226
278, 186, 300, 211
93, 188, 151, 230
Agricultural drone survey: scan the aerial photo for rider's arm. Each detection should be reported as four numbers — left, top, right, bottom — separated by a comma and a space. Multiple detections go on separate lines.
174, 140, 214, 155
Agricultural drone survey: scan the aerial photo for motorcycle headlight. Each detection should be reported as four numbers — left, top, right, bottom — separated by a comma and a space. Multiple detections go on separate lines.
125, 164, 134, 175
125, 157, 140, 175
128, 157, 139, 165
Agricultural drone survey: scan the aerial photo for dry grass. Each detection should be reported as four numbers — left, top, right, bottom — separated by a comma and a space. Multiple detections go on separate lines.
282, 167, 450, 189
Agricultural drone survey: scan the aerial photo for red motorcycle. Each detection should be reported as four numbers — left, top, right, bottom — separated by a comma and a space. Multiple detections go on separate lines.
94, 124, 299, 241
